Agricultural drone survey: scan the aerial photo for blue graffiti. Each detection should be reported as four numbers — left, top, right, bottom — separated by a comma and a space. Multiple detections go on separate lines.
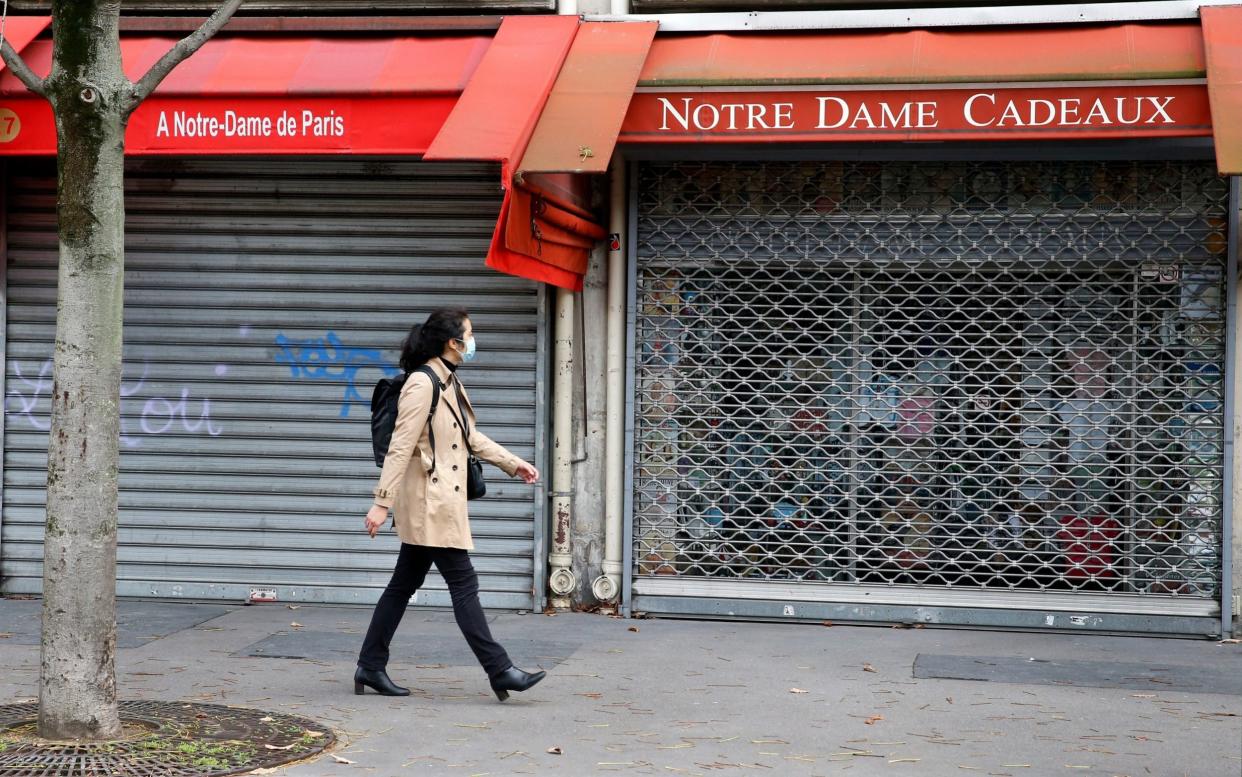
275, 331, 399, 417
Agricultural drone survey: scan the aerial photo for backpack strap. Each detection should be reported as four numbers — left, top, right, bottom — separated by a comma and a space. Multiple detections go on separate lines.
411, 365, 443, 473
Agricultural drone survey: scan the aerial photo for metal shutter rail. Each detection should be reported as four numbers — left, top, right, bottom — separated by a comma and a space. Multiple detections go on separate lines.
631, 160, 1229, 635
2, 157, 545, 611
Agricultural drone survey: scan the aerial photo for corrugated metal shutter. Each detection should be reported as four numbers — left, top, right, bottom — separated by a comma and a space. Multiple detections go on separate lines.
629, 160, 1230, 636
1, 157, 546, 611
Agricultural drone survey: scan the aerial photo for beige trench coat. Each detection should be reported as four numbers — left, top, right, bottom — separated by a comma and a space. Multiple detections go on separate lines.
372, 358, 522, 550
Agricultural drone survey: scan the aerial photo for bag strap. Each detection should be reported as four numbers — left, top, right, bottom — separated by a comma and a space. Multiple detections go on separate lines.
444, 380, 475, 457
412, 365, 443, 473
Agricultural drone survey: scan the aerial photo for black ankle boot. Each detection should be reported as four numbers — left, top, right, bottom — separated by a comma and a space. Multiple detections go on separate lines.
354, 667, 410, 696
489, 666, 546, 701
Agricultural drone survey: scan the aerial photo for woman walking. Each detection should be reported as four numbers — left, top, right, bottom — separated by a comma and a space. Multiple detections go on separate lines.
355, 308, 546, 701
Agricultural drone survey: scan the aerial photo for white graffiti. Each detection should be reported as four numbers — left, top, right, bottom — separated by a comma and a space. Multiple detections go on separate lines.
6, 359, 223, 448
140, 388, 223, 438
7, 360, 53, 432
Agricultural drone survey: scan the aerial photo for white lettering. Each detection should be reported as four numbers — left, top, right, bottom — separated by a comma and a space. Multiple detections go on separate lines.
1084, 98, 1111, 124
998, 100, 1023, 127
964, 93, 996, 127
1115, 97, 1143, 125
747, 103, 772, 130
849, 102, 877, 129
1059, 98, 1082, 125
1144, 96, 1175, 124
658, 97, 692, 131
301, 109, 344, 137
880, 102, 912, 128
816, 96, 849, 129
223, 110, 273, 138
692, 103, 721, 131
1028, 99, 1057, 127
156, 112, 169, 137
916, 101, 938, 128
773, 102, 794, 130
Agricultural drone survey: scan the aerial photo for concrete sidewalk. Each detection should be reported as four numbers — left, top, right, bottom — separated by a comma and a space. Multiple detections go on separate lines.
1, 597, 1239, 777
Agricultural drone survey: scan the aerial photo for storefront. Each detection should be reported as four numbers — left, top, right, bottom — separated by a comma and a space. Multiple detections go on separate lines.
617, 11, 1242, 636
0, 19, 597, 611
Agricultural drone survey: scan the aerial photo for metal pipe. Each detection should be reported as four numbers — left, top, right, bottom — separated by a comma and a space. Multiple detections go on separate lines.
558, 0, 579, 15
610, 0, 630, 15
548, 287, 578, 605
593, 160, 627, 605
586, 0, 1235, 31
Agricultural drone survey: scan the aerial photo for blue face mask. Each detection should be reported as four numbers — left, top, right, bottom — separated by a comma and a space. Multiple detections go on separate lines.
459, 336, 477, 362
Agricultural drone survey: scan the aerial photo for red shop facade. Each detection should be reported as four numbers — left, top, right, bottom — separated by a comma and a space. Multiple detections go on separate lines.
616, 8, 1242, 636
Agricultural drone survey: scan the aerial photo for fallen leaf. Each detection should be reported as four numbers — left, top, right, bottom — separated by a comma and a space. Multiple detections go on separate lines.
264, 744, 296, 751
330, 754, 355, 764
863, 663, 878, 673
789, 688, 809, 694
287, 604, 301, 610
290, 622, 303, 628
822, 620, 833, 627
864, 715, 884, 725
628, 627, 640, 633
1220, 639, 1240, 645
259, 716, 275, 723
547, 746, 563, 755
304, 730, 325, 738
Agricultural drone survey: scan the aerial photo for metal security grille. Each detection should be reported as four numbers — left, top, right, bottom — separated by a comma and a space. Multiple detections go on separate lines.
632, 160, 1230, 631
2, 158, 545, 610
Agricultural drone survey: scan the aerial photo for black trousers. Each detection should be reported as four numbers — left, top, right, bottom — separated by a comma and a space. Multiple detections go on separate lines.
357, 543, 512, 679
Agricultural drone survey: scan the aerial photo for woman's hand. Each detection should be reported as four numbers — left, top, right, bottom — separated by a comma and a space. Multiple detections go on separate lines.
515, 461, 540, 485
365, 504, 389, 538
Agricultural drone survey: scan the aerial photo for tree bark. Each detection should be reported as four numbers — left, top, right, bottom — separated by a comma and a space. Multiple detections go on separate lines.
37, 0, 128, 741
0, 0, 242, 743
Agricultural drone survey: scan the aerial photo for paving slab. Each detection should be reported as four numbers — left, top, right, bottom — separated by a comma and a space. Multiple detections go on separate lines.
914, 652, 1242, 695
0, 598, 237, 648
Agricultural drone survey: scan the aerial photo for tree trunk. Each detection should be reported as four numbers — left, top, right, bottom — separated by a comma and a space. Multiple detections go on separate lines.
38, 0, 127, 741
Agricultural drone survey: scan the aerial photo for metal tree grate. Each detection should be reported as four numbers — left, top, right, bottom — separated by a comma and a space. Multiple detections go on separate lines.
0, 700, 335, 776
633, 160, 1229, 599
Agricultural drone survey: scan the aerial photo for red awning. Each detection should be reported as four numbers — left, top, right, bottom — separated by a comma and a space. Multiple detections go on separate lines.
0, 33, 492, 155
423, 15, 578, 183
519, 21, 657, 176
423, 15, 608, 292
0, 16, 50, 71
635, 23, 1206, 87
1202, 5, 1242, 174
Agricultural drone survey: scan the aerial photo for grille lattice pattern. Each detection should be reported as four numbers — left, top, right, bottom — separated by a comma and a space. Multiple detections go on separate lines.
634, 161, 1228, 597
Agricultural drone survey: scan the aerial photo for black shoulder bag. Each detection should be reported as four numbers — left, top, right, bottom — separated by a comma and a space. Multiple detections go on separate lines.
444, 381, 486, 501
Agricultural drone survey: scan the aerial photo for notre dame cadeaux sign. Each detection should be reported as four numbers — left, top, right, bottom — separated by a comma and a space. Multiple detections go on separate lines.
620, 83, 1213, 144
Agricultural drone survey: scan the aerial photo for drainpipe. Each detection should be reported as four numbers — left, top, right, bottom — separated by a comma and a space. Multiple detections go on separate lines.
592, 160, 626, 606
549, 288, 578, 607
610, 0, 630, 14
549, 0, 580, 610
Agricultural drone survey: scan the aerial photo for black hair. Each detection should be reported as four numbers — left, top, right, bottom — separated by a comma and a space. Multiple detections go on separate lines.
400, 307, 470, 373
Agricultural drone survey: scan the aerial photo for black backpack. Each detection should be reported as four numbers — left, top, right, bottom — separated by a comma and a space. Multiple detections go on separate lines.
370, 365, 441, 468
